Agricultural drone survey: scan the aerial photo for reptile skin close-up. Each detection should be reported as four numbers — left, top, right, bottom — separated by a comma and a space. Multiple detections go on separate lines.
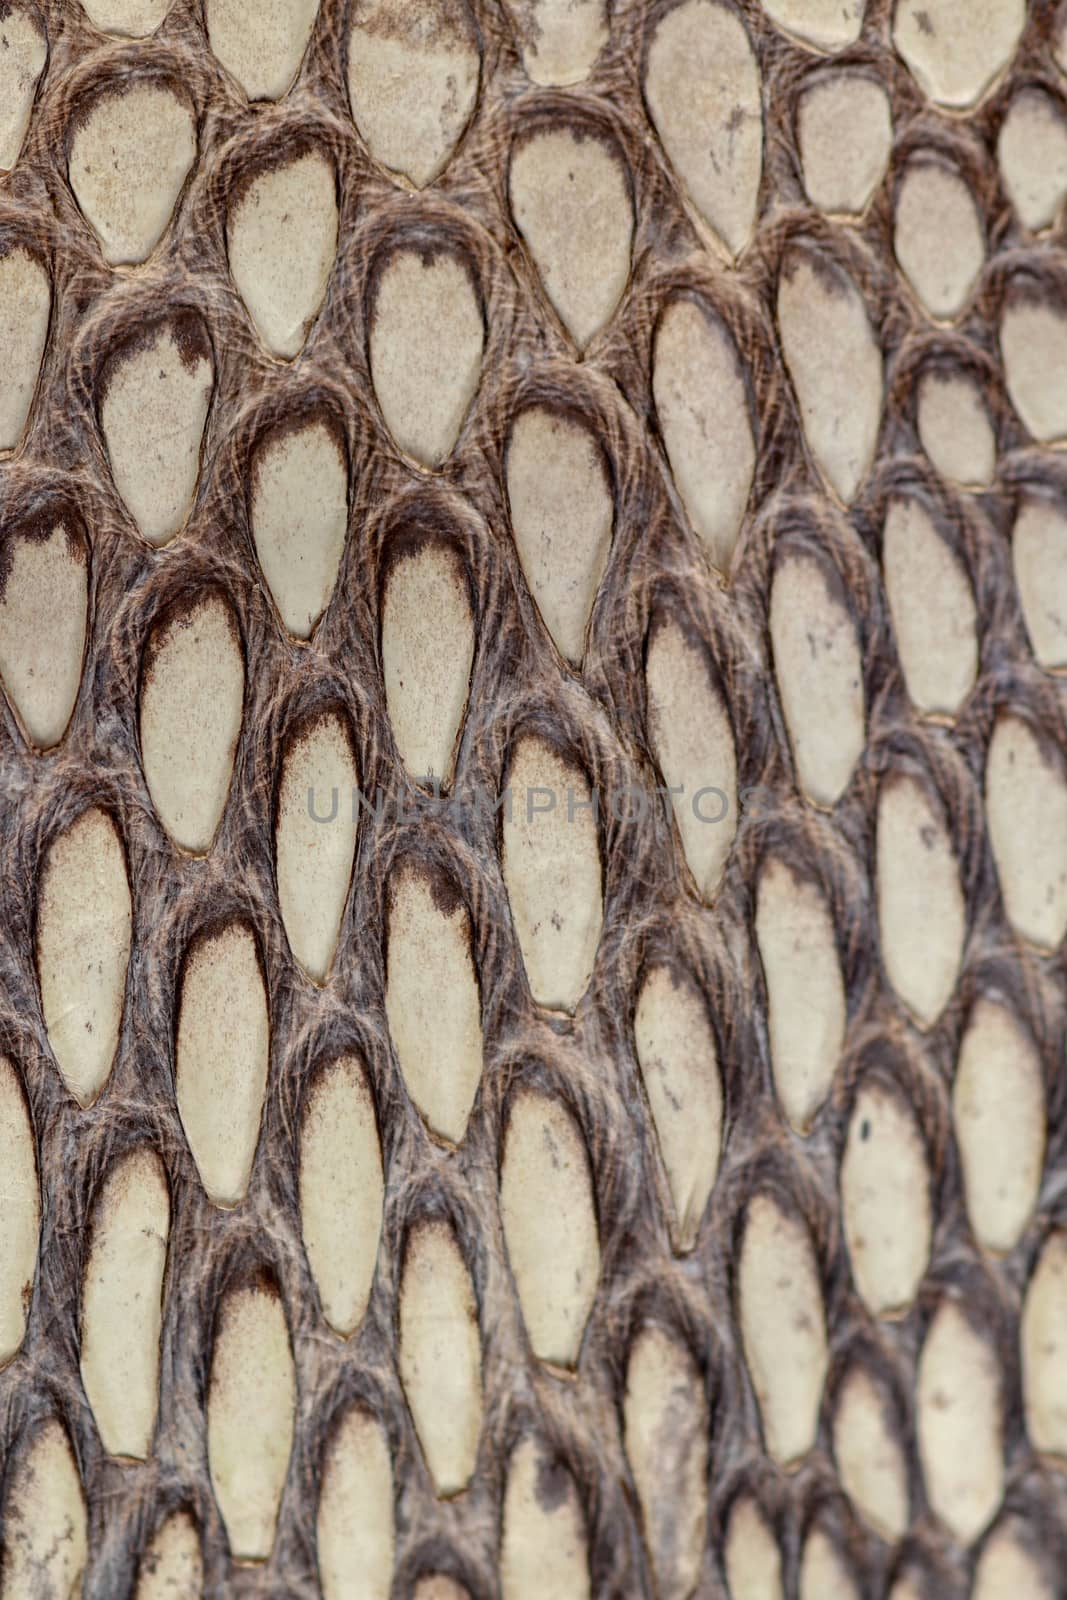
1, 0, 1066, 1596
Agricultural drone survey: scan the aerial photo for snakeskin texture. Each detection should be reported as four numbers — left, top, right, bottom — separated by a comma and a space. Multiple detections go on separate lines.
0, 0, 1066, 1597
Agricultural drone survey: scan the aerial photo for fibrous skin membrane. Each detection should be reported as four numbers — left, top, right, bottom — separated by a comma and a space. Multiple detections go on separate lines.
0, 1, 1065, 1597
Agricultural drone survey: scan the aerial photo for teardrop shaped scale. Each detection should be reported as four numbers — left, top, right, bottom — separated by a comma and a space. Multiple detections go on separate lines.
68, 83, 196, 265
645, 0, 762, 258
250, 414, 348, 639
36, 808, 132, 1107
101, 315, 214, 547
369, 247, 484, 466
299, 1056, 383, 1336
778, 248, 883, 503
385, 861, 483, 1143
79, 1147, 170, 1459
738, 1194, 828, 1467
0, 517, 87, 750
175, 922, 269, 1207
652, 297, 755, 574
506, 405, 613, 666
499, 1089, 600, 1367
632, 963, 722, 1251
228, 149, 338, 358
500, 735, 603, 1013
206, 0, 320, 100
275, 709, 359, 981
347, 0, 480, 188
509, 126, 633, 351
398, 1219, 483, 1496
207, 1279, 296, 1560
139, 593, 244, 854
380, 534, 474, 787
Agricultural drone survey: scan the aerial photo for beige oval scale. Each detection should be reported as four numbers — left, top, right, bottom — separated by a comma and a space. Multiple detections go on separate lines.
251, 417, 347, 639
778, 251, 883, 503
986, 714, 1067, 950
510, 127, 633, 351
1021, 1230, 1067, 1460
140, 593, 244, 854
81, 0, 172, 34
0, 246, 50, 450
876, 775, 965, 1027
101, 317, 214, 546
883, 497, 978, 716
1013, 497, 1067, 670
954, 999, 1044, 1254
998, 90, 1067, 234
501, 734, 603, 1012
500, 1090, 600, 1367
207, 1280, 295, 1561
632, 963, 722, 1252
652, 297, 755, 575
385, 861, 483, 1143
841, 1083, 931, 1317
646, 615, 737, 900
347, 0, 479, 189
276, 710, 358, 982
317, 1408, 395, 1600
916, 369, 996, 490
895, 161, 984, 322
833, 1365, 909, 1541
1000, 297, 1067, 445
893, 0, 1025, 109
503, 0, 605, 84
973, 1521, 1055, 1600
0, 1058, 38, 1368
501, 1436, 590, 1600
80, 1146, 169, 1460
175, 922, 269, 1207
134, 1511, 203, 1600
724, 1496, 784, 1600
770, 553, 865, 806
762, 0, 864, 51
645, 0, 762, 259
799, 1529, 860, 1600
0, 7, 46, 172
381, 536, 474, 786
623, 1325, 708, 1600
398, 1218, 483, 1496
798, 75, 891, 217
228, 150, 337, 359
739, 1194, 828, 1467
299, 1056, 383, 1337
755, 856, 845, 1134
0, 1419, 88, 1600
206, 0, 319, 101
506, 405, 613, 665
917, 1300, 1003, 1544
369, 248, 484, 467
69, 85, 196, 265
37, 808, 131, 1108
0, 520, 86, 750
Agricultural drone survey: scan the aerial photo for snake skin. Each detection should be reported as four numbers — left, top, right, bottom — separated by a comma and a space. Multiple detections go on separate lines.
0, 0, 1066, 1596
